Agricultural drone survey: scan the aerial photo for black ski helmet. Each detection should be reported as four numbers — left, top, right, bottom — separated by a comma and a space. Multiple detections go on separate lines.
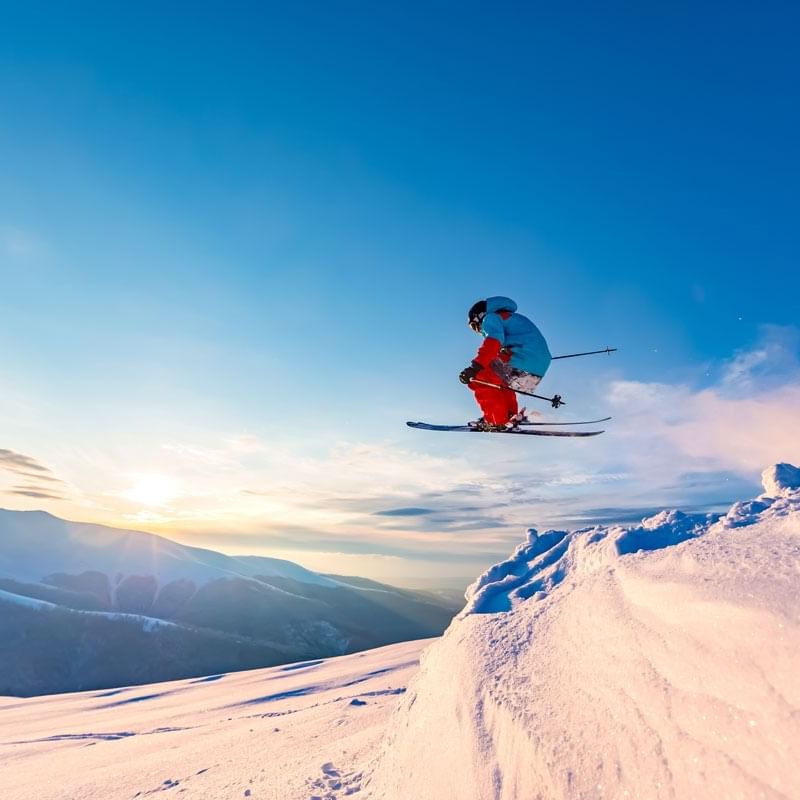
467, 299, 487, 333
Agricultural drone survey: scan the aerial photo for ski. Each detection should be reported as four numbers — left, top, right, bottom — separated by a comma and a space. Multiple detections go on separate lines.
519, 416, 611, 426
406, 421, 604, 437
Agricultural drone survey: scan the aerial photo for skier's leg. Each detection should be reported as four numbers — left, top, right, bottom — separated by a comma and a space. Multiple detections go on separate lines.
469, 366, 511, 426
508, 370, 542, 394
489, 358, 518, 422
503, 386, 518, 419
501, 371, 541, 426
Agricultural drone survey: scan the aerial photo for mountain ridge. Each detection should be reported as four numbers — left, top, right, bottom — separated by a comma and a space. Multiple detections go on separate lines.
0, 509, 460, 696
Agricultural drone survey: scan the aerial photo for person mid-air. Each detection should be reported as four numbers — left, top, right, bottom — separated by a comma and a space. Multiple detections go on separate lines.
459, 296, 552, 430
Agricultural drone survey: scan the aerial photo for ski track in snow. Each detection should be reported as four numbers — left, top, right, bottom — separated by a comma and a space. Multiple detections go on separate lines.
0, 640, 430, 800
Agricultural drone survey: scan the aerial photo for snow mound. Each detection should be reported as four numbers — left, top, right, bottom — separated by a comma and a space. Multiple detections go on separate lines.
369, 463, 800, 799
462, 506, 716, 615
761, 462, 800, 498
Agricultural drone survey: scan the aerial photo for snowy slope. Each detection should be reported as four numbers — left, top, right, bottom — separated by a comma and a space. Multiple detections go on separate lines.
369, 463, 800, 799
3, 466, 797, 799
0, 639, 430, 800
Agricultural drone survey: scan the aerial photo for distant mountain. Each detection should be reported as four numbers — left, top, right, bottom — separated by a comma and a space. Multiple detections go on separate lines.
0, 510, 462, 696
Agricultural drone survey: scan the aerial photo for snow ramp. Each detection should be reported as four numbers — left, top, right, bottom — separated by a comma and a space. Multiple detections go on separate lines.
368, 464, 800, 800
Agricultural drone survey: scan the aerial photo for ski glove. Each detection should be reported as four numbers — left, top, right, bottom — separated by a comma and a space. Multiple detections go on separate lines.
459, 362, 482, 385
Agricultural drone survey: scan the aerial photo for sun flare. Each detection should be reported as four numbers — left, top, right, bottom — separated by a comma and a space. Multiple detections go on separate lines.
125, 473, 178, 507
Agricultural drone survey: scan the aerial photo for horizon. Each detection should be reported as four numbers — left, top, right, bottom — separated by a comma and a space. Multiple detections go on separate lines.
2, 4, 799, 581
0, 483, 743, 590
0, 504, 475, 589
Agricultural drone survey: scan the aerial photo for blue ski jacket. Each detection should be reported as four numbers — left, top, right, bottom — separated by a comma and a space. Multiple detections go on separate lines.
477, 296, 552, 377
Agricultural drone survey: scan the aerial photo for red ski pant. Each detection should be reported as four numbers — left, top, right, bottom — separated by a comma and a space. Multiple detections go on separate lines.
468, 364, 518, 425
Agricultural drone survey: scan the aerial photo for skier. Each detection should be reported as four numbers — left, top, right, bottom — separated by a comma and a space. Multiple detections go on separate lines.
459, 296, 552, 430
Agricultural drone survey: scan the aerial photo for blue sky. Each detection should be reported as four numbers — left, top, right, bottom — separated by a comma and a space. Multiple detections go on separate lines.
1, 3, 798, 583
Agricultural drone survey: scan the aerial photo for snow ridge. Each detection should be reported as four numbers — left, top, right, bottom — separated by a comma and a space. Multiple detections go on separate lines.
370, 463, 800, 800
464, 462, 799, 616
0, 588, 179, 633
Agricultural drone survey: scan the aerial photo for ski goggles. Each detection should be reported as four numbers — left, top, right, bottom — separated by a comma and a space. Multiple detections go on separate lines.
468, 313, 485, 333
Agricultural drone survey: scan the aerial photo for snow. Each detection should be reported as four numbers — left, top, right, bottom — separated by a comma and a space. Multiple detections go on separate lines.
2, 464, 798, 799
761, 462, 800, 498
369, 464, 800, 799
0, 587, 55, 611
0, 587, 179, 633
0, 639, 431, 800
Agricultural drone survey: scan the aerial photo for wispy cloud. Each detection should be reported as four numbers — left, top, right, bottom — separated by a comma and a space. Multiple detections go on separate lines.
0, 448, 68, 502
6, 487, 65, 500
0, 449, 52, 474
719, 325, 799, 392
609, 375, 800, 476
373, 507, 437, 517
556, 328, 797, 520
183, 525, 505, 564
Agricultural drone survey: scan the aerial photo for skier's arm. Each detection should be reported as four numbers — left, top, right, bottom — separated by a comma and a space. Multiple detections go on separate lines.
473, 314, 505, 367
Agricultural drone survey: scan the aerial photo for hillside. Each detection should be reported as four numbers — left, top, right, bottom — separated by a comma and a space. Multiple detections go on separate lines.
2, 465, 797, 799
0, 639, 430, 800
369, 464, 800, 799
0, 511, 460, 696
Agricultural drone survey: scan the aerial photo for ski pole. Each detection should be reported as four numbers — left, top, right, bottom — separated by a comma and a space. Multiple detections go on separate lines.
551, 346, 617, 360
469, 378, 565, 408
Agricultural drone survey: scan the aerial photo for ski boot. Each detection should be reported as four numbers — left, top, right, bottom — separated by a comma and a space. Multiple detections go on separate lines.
468, 417, 508, 432
504, 407, 529, 430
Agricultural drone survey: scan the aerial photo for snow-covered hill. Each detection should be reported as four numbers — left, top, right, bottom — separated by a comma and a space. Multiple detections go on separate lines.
0, 511, 459, 696
0, 639, 430, 800
2, 465, 797, 799
369, 463, 800, 799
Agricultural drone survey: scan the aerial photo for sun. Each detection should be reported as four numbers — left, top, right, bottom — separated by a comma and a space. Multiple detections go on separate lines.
125, 474, 178, 507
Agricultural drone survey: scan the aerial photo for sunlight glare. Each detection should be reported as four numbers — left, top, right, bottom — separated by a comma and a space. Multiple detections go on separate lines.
125, 473, 178, 507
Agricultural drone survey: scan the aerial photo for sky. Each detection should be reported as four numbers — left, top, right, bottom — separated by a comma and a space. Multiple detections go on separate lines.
1, 2, 798, 584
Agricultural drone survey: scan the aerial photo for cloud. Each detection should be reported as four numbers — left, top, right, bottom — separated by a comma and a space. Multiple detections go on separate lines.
0, 448, 68, 502
0, 449, 51, 474
608, 382, 800, 475
373, 507, 436, 517
668, 388, 800, 471
603, 326, 800, 484
225, 434, 266, 454
13, 471, 64, 483
183, 526, 505, 564
719, 325, 800, 391
546, 503, 731, 528
6, 488, 65, 500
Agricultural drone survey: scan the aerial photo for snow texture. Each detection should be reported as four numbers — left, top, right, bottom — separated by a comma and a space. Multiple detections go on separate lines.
2, 464, 798, 799
0, 639, 429, 800
0, 587, 53, 611
370, 463, 800, 799
761, 462, 800, 498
